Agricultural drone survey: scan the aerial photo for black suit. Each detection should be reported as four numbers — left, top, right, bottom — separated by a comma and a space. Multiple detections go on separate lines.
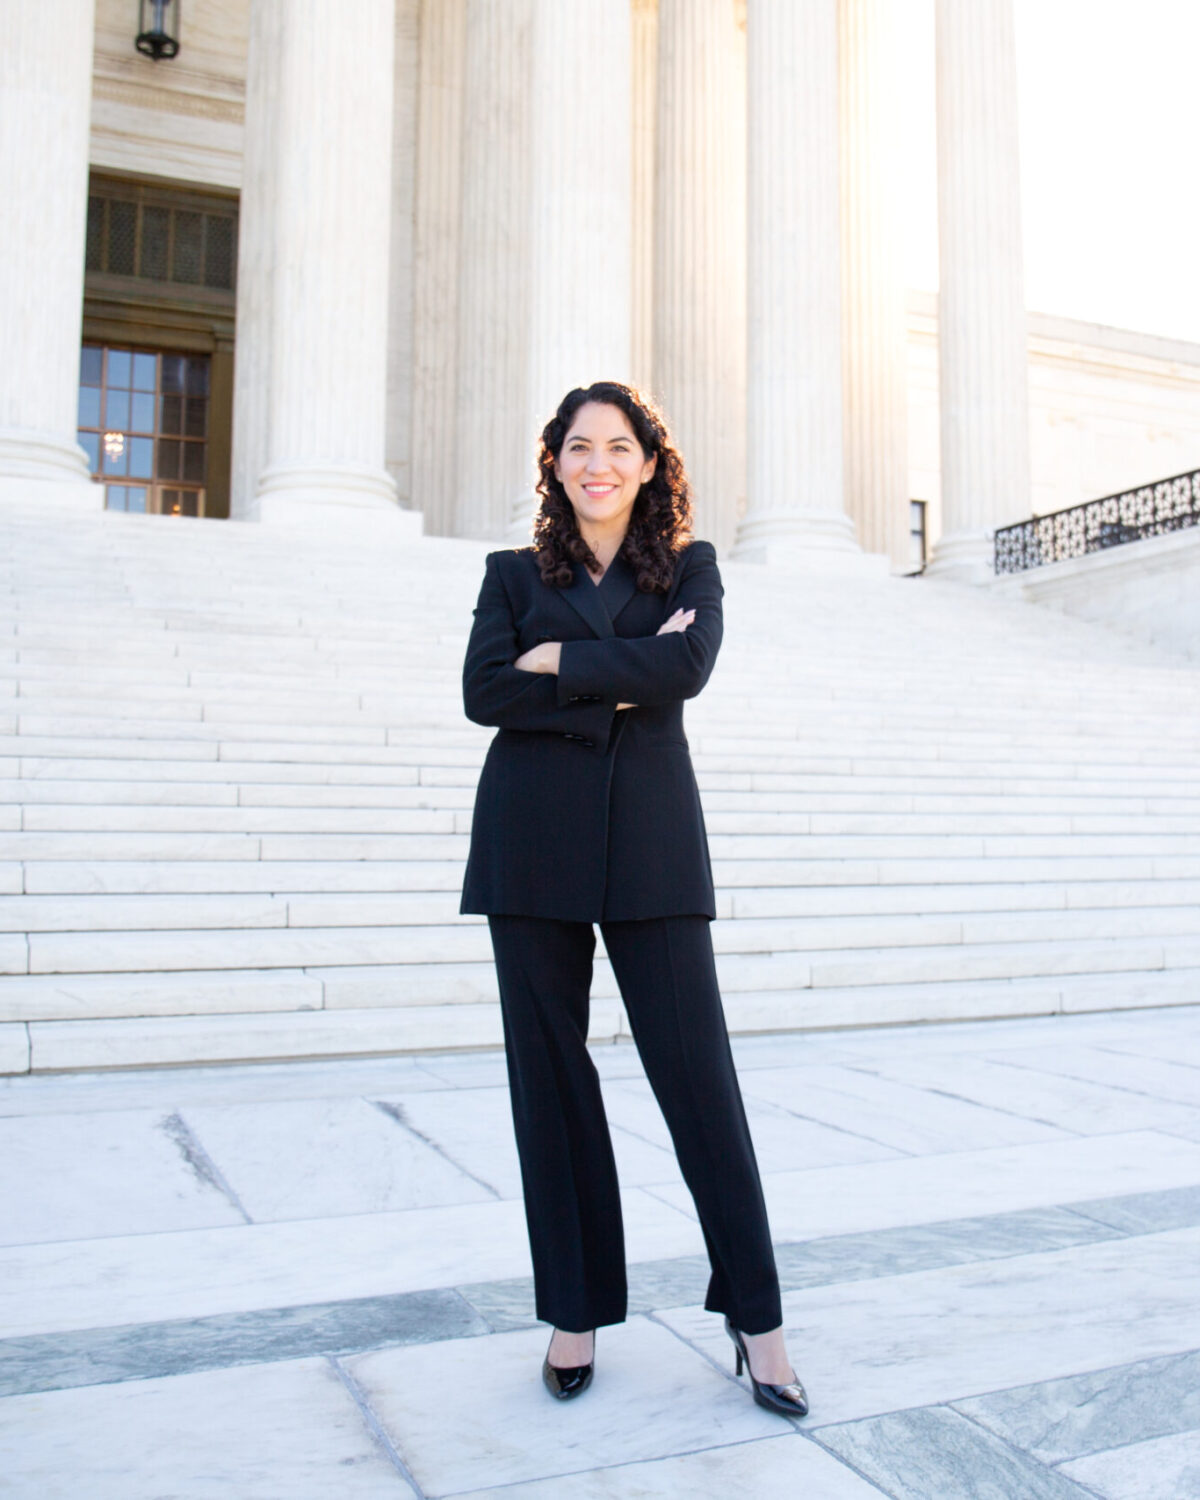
460, 541, 782, 1335
460, 541, 720, 921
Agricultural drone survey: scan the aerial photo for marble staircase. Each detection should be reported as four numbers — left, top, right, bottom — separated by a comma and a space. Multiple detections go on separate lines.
2, 498, 1199, 1073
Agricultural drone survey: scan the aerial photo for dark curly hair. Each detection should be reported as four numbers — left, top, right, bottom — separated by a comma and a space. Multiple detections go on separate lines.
531, 382, 693, 595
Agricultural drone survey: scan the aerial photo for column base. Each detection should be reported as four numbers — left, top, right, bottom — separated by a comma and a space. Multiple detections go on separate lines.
0, 431, 103, 509
925, 526, 996, 584
731, 508, 889, 576
253, 464, 422, 538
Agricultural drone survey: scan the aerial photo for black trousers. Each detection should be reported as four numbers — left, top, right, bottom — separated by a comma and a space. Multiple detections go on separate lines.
487, 912, 783, 1335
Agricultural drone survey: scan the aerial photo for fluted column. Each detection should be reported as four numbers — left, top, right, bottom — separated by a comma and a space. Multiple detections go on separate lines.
840, 0, 909, 569
929, 0, 1031, 580
455, 0, 533, 538
734, 0, 862, 567
631, 0, 658, 393
410, 0, 466, 535
508, 0, 634, 539
235, 0, 399, 525
0, 0, 100, 506
655, 0, 746, 556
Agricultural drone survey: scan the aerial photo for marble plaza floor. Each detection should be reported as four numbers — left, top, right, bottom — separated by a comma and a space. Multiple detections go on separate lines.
2, 1004, 1200, 1499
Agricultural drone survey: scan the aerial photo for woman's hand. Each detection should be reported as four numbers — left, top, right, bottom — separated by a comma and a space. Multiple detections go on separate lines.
657, 608, 695, 636
513, 642, 562, 674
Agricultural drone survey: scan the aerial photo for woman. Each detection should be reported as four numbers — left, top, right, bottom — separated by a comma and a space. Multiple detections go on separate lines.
460, 382, 807, 1417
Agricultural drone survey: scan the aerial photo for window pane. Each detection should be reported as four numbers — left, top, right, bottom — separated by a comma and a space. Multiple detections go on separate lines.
103, 442, 128, 476
203, 215, 236, 289
105, 487, 128, 512
126, 488, 148, 514
160, 394, 182, 434
107, 349, 132, 388
105, 388, 130, 429
182, 442, 206, 483
108, 201, 137, 275
173, 210, 203, 283
129, 436, 154, 479
156, 438, 182, 479
80, 346, 102, 386
130, 392, 155, 433
85, 198, 104, 272
77, 431, 100, 472
140, 207, 169, 281
161, 356, 185, 394
78, 387, 101, 428
184, 399, 207, 438
179, 491, 200, 517
185, 359, 210, 397
132, 353, 157, 392
161, 489, 182, 516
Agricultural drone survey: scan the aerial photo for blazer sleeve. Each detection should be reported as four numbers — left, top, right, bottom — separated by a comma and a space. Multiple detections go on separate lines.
462, 551, 618, 752
555, 542, 724, 709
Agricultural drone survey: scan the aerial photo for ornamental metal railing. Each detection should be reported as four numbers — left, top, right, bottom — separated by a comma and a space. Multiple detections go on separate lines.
993, 467, 1200, 575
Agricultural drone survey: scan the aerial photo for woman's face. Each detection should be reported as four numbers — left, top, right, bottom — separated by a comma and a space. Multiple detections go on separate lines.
554, 402, 657, 534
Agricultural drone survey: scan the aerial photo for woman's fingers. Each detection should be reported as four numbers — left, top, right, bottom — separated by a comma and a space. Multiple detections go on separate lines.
657, 607, 696, 636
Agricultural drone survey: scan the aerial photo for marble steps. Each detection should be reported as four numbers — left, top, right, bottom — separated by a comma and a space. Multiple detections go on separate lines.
7, 760, 1200, 808
10, 802, 1200, 839
12, 852, 1200, 898
9, 964, 1200, 1073
4, 876, 1200, 929
7, 920, 1200, 989
9, 829, 1200, 866
8, 779, 1200, 820
4, 504, 1200, 1070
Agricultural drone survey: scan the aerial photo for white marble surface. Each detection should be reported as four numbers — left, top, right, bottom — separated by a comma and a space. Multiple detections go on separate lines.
0, 1186, 700, 1340
1059, 1428, 1200, 1499
735, 1060, 1070, 1154
348, 1317, 786, 1494
448, 1435, 882, 1499
852, 1048, 1200, 1137
599, 1075, 903, 1173
0, 1108, 243, 1245
650, 1129, 1200, 1242
659, 1226, 1200, 1427
995, 1043, 1200, 1108
392, 1083, 685, 1200
178, 1096, 495, 1220
0, 1356, 410, 1499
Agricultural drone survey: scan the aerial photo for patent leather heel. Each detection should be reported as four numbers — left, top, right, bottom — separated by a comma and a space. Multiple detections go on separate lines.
724, 1318, 808, 1418
542, 1330, 595, 1401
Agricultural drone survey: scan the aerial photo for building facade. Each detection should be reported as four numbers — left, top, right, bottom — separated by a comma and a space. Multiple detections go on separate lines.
3, 0, 1199, 577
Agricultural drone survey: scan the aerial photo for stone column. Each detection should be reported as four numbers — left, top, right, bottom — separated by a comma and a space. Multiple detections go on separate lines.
734, 0, 866, 569
654, 0, 746, 556
631, 0, 658, 393
840, 0, 909, 570
229, 0, 281, 520
454, 0, 533, 539
0, 0, 100, 506
410, 0, 466, 536
928, 0, 1031, 581
507, 0, 634, 539
236, 0, 402, 527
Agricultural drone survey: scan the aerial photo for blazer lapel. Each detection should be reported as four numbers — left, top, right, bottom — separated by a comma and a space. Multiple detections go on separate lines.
600, 550, 638, 625
561, 559, 616, 638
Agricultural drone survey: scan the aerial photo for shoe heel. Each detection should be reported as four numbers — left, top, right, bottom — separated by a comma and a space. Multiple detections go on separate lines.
734, 1347, 744, 1377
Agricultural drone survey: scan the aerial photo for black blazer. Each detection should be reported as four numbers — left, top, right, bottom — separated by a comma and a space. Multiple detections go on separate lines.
459, 540, 723, 922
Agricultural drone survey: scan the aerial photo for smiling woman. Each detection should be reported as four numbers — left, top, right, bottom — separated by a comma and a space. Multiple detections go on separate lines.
458, 381, 809, 1420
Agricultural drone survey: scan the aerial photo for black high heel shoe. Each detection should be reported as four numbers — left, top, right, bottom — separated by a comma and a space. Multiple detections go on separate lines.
724, 1318, 809, 1417
542, 1330, 595, 1401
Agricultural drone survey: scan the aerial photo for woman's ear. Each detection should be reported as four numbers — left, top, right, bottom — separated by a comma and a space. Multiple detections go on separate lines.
641, 452, 657, 484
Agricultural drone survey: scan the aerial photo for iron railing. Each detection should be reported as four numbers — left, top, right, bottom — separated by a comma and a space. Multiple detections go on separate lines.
993, 467, 1200, 575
